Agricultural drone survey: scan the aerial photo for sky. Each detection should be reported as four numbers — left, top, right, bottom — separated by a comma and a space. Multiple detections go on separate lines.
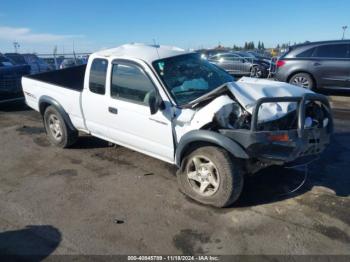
0, 0, 349, 54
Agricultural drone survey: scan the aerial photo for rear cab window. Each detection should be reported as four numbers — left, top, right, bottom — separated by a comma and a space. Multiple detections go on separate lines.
89, 58, 108, 95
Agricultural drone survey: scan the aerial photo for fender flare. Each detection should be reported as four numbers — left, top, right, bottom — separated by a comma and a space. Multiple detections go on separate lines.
175, 130, 249, 167
38, 96, 75, 131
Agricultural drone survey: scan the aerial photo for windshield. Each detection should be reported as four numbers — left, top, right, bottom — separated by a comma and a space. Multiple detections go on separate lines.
153, 53, 233, 105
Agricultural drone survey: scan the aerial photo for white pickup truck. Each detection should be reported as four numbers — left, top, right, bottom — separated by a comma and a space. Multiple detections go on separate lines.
22, 43, 333, 207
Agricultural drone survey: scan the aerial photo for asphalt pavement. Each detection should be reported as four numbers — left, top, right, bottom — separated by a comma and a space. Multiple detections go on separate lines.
0, 97, 349, 256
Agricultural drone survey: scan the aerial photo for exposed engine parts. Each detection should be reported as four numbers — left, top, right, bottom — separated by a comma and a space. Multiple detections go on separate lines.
214, 102, 251, 130
213, 100, 330, 132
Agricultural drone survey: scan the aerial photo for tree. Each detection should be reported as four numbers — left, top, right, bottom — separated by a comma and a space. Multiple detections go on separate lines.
250, 41, 255, 50
233, 44, 241, 51
261, 42, 265, 50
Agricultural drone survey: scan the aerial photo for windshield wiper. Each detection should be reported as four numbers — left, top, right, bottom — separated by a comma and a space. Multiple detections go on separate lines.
173, 88, 207, 95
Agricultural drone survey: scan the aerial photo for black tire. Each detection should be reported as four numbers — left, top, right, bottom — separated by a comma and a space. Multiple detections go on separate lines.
289, 73, 315, 90
250, 65, 266, 78
177, 146, 244, 207
43, 106, 78, 148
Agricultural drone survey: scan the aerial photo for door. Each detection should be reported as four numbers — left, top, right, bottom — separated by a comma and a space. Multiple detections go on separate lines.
81, 58, 111, 138
106, 61, 174, 163
311, 43, 350, 89
208, 55, 233, 73
227, 54, 250, 75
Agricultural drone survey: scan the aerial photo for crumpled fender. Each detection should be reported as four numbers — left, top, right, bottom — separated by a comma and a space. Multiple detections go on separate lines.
175, 129, 249, 167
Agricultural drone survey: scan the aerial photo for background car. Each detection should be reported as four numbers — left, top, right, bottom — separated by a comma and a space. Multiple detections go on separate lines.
41, 58, 58, 70
0, 53, 31, 101
3, 53, 26, 66
208, 52, 271, 78
245, 51, 274, 64
274, 40, 350, 90
5, 53, 51, 74
196, 48, 231, 60
59, 58, 86, 69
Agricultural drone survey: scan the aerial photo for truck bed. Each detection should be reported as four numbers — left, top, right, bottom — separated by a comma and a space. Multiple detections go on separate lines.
25, 65, 86, 91
22, 65, 87, 131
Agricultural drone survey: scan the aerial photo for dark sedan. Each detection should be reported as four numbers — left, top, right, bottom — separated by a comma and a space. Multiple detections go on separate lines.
208, 52, 271, 78
275, 40, 350, 90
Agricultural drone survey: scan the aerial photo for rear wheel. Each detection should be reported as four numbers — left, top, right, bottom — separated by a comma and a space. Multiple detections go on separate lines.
289, 73, 314, 90
43, 106, 78, 148
177, 146, 244, 207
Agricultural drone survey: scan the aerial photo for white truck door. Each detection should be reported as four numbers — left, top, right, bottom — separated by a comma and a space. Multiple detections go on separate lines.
81, 58, 111, 139
106, 61, 174, 163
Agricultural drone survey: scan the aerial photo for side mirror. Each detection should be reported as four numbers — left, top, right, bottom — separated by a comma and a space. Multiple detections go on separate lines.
149, 94, 164, 115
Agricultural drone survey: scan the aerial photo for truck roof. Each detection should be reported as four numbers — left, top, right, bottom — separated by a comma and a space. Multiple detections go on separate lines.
94, 43, 189, 63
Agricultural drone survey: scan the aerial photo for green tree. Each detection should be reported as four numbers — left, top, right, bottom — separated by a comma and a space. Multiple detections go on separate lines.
250, 41, 255, 49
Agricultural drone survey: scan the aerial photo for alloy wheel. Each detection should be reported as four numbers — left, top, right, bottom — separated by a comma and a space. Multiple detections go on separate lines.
292, 76, 310, 88
186, 155, 220, 197
48, 114, 63, 141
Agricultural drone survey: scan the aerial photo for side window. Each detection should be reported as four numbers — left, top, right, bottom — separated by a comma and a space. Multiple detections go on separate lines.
296, 47, 316, 58
89, 58, 108, 94
209, 55, 220, 61
314, 44, 348, 58
233, 54, 244, 62
111, 63, 156, 105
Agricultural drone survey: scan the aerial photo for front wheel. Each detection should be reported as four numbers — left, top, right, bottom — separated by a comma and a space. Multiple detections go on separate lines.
177, 146, 244, 207
250, 65, 265, 78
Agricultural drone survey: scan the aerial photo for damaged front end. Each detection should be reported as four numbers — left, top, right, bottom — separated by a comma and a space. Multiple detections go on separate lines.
216, 94, 333, 173
175, 82, 333, 174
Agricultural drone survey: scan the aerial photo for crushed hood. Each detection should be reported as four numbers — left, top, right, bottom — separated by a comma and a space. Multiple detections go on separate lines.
175, 77, 314, 130
229, 77, 314, 122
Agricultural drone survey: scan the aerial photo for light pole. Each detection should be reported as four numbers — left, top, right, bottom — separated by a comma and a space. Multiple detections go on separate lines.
342, 26, 348, 40
13, 41, 20, 53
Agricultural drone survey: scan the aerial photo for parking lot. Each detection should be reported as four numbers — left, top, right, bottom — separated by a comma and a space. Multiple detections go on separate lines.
0, 96, 349, 256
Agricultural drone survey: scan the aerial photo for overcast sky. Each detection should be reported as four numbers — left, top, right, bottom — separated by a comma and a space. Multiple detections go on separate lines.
0, 0, 349, 54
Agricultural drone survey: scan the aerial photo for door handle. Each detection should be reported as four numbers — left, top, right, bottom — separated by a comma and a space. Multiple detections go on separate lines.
108, 107, 118, 114
313, 62, 322, 66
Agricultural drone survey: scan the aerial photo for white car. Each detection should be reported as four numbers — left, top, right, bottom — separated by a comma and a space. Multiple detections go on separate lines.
22, 43, 333, 207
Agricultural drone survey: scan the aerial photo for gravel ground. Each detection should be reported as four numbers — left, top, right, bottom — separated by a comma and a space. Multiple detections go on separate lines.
0, 97, 349, 257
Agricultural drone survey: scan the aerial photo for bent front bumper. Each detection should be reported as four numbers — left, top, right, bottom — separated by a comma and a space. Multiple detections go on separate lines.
219, 93, 333, 165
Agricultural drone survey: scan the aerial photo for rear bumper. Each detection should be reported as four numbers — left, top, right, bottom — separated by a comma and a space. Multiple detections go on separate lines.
274, 69, 289, 82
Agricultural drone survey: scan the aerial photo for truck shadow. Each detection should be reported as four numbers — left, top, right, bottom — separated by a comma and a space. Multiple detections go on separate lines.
72, 135, 111, 149
0, 100, 31, 112
0, 225, 61, 261
235, 131, 350, 207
